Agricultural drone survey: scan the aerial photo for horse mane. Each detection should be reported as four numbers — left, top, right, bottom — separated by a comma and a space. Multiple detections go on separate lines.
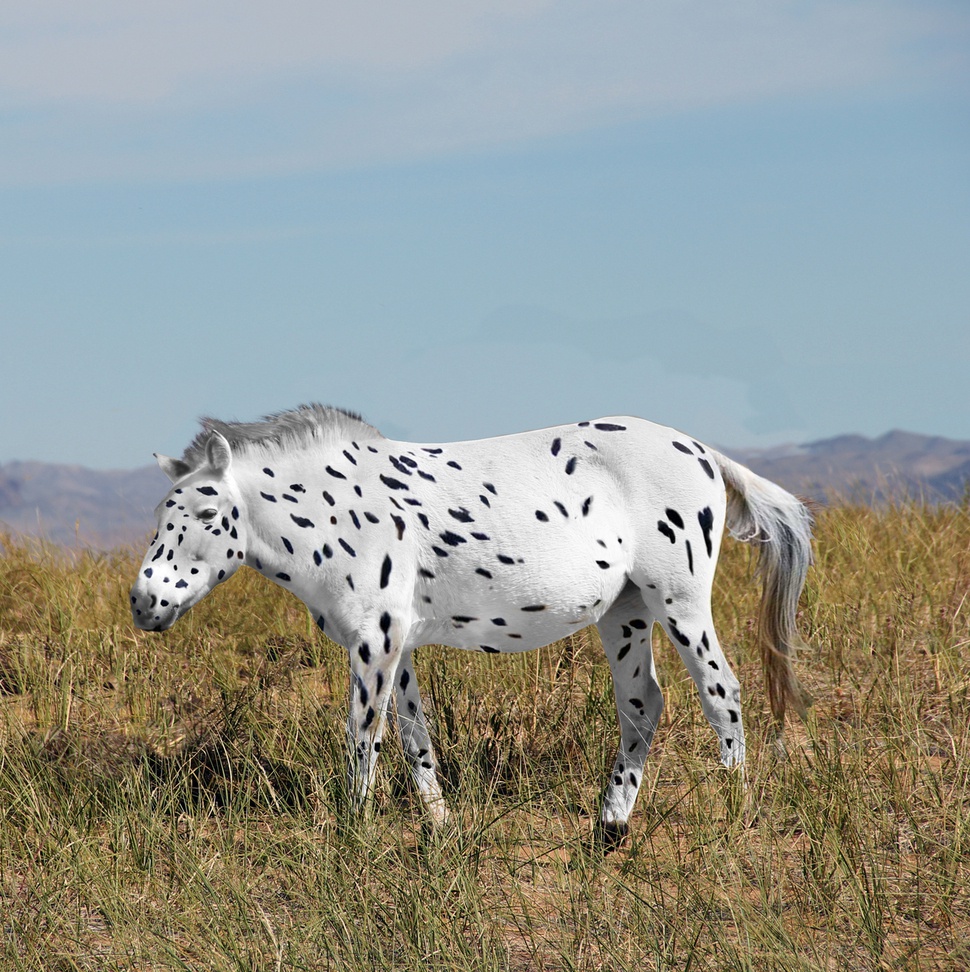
182, 403, 383, 465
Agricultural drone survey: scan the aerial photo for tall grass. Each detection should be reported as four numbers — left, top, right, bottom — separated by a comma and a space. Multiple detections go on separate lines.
0, 502, 967, 970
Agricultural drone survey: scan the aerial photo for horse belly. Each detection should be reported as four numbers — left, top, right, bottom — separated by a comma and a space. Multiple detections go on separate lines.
407, 543, 630, 653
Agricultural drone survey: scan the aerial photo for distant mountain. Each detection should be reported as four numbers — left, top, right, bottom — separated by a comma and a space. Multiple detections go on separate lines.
725, 430, 970, 506
1, 429, 967, 550
0, 461, 166, 550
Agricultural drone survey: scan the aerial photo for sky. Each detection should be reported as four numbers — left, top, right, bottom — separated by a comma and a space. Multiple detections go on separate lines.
2, 1, 968, 470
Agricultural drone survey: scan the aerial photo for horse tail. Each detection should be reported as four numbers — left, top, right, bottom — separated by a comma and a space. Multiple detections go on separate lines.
710, 450, 814, 733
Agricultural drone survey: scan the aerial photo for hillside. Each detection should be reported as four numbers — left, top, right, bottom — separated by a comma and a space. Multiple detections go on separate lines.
728, 429, 970, 505
0, 461, 166, 549
1, 428, 968, 549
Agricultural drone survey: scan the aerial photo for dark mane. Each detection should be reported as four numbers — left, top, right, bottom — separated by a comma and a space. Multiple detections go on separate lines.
183, 403, 383, 465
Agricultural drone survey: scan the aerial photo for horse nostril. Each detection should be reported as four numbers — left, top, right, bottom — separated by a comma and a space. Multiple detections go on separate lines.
149, 595, 157, 609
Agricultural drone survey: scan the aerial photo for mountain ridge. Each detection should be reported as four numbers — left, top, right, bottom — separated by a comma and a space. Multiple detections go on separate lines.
1, 429, 967, 550
725, 428, 970, 507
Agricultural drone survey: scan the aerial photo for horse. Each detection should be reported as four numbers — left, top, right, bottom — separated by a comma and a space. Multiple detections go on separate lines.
130, 404, 813, 845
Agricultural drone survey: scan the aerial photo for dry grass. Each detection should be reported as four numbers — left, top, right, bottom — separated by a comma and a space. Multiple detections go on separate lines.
0, 501, 968, 970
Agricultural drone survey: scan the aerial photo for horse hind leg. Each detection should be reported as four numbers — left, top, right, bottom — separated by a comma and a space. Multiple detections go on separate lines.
595, 582, 663, 850
650, 591, 746, 769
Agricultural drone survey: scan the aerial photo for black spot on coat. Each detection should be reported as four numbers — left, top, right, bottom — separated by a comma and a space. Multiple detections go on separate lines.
698, 507, 715, 556
668, 619, 691, 647
665, 508, 684, 529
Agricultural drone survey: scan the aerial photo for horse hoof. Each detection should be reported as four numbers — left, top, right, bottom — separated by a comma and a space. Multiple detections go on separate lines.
596, 820, 629, 854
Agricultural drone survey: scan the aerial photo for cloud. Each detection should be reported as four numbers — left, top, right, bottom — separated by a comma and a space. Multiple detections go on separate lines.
0, 2, 546, 105
1, 1, 964, 184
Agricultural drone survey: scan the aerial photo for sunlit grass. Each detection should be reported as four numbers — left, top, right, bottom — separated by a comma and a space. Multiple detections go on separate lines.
1, 502, 968, 970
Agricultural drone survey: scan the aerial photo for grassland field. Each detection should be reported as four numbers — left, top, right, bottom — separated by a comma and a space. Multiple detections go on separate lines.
0, 501, 968, 971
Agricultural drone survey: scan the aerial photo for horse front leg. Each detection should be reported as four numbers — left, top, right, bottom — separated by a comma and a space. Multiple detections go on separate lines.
394, 650, 448, 825
345, 612, 405, 818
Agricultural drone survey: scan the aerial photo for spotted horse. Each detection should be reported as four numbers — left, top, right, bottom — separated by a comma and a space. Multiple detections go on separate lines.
130, 404, 813, 847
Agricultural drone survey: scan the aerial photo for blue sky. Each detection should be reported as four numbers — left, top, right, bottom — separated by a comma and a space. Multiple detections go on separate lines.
2, 1, 968, 469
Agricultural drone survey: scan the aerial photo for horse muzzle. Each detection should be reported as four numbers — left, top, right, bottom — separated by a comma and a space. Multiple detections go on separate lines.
129, 582, 182, 632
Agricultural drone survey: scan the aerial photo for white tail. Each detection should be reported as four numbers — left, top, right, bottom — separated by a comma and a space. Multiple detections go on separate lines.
712, 450, 814, 732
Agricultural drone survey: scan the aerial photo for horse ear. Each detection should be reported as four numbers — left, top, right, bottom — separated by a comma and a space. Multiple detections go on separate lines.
155, 454, 192, 484
205, 431, 233, 475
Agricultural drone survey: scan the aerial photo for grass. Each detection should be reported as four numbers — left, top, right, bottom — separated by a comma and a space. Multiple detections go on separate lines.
0, 501, 968, 970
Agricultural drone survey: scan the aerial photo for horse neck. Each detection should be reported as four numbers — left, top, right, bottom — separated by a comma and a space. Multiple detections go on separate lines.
233, 440, 341, 573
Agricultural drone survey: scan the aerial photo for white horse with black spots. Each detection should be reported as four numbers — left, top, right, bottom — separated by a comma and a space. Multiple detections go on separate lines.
130, 405, 813, 847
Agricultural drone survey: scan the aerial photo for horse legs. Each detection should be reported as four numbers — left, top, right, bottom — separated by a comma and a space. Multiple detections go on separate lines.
345, 617, 405, 817
393, 651, 448, 824
596, 583, 663, 849
651, 599, 746, 769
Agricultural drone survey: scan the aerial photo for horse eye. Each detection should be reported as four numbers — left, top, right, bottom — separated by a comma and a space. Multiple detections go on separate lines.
199, 508, 218, 521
